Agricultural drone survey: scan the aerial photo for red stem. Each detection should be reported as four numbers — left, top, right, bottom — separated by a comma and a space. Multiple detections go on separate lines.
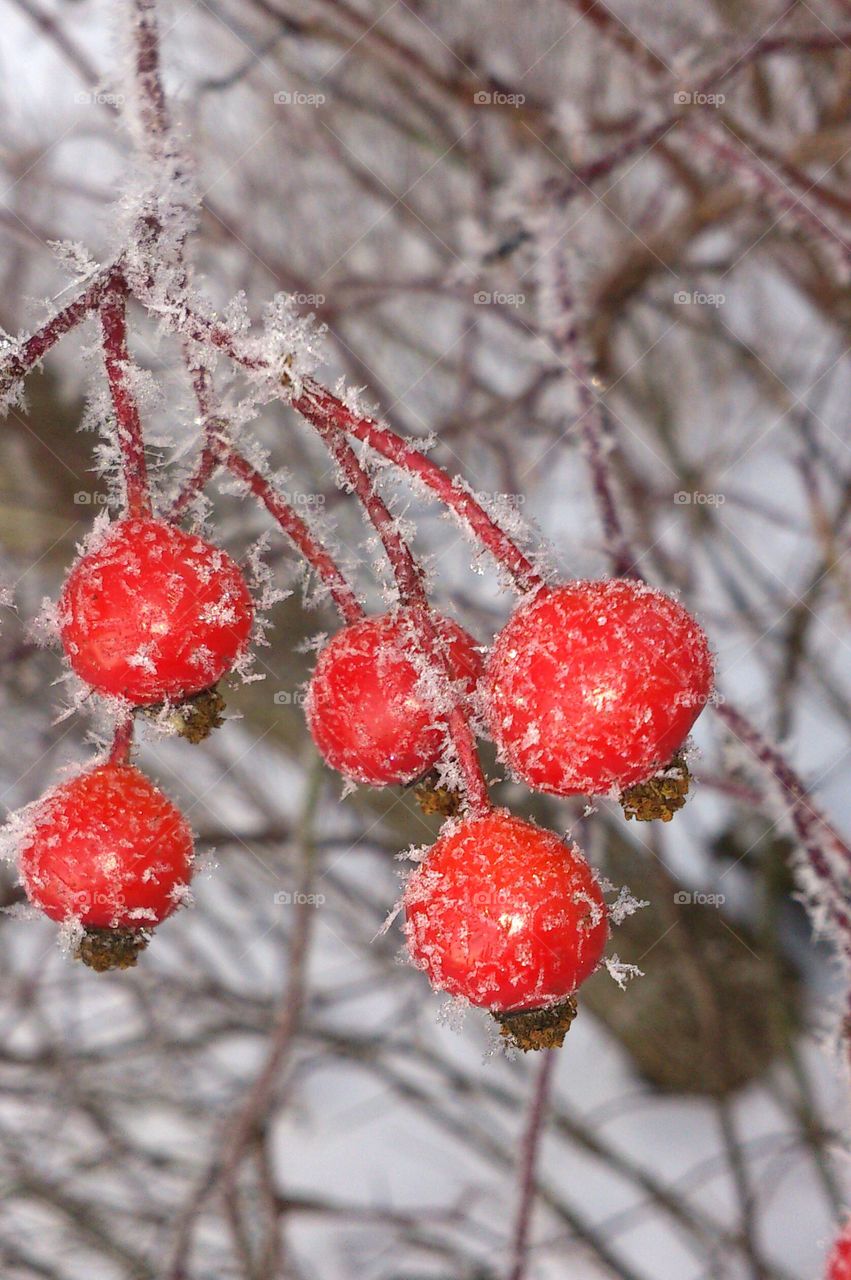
312, 418, 491, 815
172, 347, 362, 625
507, 1050, 557, 1280
130, 296, 542, 593
0, 268, 114, 401
222, 446, 364, 626
543, 247, 637, 578
168, 354, 228, 522
108, 713, 135, 764
100, 282, 151, 520
295, 380, 543, 594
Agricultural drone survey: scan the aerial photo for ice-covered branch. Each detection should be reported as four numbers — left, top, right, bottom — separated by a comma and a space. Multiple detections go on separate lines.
100, 279, 152, 519
221, 447, 364, 626
131, 295, 545, 592
0, 267, 115, 408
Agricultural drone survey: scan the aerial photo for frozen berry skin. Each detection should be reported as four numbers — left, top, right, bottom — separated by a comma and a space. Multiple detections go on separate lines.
828, 1227, 851, 1280
59, 518, 253, 705
305, 610, 482, 787
18, 763, 194, 928
404, 810, 608, 1011
485, 580, 714, 796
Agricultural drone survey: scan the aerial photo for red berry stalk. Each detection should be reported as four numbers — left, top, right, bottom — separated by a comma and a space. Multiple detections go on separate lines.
0, 267, 115, 405
100, 280, 152, 520
174, 346, 363, 626
293, 380, 544, 594
311, 417, 490, 814
122, 292, 543, 594
219, 446, 364, 627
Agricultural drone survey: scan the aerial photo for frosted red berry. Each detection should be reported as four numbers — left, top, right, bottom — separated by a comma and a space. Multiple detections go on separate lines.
18, 762, 194, 928
404, 810, 608, 1011
485, 579, 713, 796
306, 609, 482, 786
59, 517, 253, 705
828, 1225, 851, 1280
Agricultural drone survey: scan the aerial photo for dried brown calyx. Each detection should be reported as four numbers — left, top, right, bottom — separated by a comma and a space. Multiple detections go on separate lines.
495, 996, 578, 1051
76, 927, 150, 972
620, 752, 691, 822
412, 771, 463, 818
141, 685, 226, 744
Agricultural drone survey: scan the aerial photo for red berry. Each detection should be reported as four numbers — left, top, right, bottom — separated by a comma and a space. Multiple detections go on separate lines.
59, 518, 253, 705
828, 1226, 851, 1280
306, 609, 482, 786
404, 810, 607, 1011
18, 762, 194, 928
485, 580, 713, 796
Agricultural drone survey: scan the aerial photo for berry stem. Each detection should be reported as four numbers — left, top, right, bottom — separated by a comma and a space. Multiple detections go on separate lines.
221, 446, 364, 626
168, 353, 222, 522
507, 1049, 557, 1280
312, 417, 491, 815
127, 293, 543, 593
100, 280, 152, 520
538, 233, 637, 578
0, 266, 115, 404
293, 380, 544, 594
108, 713, 134, 764
172, 346, 363, 625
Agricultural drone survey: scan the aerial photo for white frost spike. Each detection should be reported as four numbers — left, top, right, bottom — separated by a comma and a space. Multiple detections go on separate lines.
605, 956, 644, 989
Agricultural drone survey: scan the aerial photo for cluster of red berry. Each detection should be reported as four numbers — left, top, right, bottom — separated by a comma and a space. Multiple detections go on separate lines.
12, 497, 712, 1040
307, 578, 712, 1045
15, 516, 253, 969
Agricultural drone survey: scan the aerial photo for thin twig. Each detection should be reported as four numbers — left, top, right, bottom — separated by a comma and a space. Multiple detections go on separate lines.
100, 280, 151, 519
507, 1050, 558, 1280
